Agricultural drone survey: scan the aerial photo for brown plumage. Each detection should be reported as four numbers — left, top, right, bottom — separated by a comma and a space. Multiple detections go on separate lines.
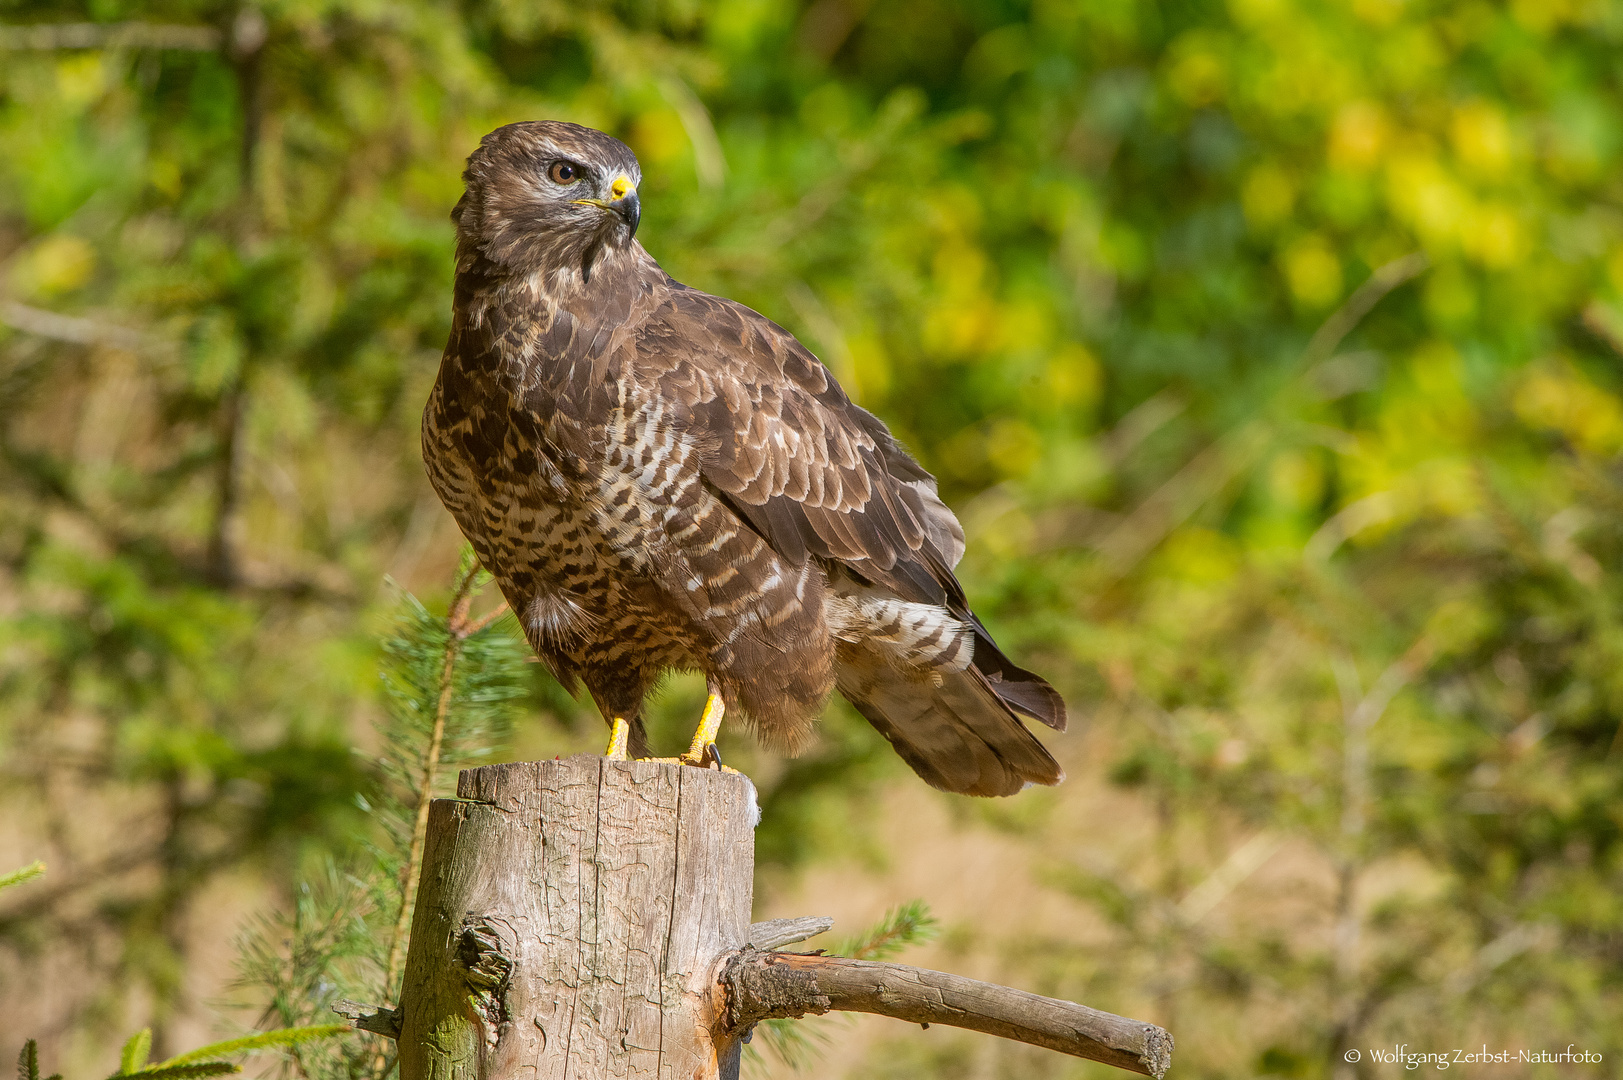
422, 120, 1066, 796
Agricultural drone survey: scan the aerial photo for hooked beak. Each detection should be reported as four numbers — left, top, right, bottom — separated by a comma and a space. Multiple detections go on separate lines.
616, 188, 641, 237
572, 174, 641, 238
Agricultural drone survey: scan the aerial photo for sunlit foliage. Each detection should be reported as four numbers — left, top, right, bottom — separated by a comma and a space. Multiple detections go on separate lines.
3, 0, 1623, 1074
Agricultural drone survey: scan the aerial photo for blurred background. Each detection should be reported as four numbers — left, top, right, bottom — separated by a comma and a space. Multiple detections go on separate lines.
3, 0, 1623, 1075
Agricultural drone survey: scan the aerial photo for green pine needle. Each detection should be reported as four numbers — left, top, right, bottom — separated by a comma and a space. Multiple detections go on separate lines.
106, 1063, 239, 1080
0, 862, 45, 893
157, 1026, 350, 1067
837, 900, 938, 962
118, 1031, 151, 1076
16, 1041, 60, 1080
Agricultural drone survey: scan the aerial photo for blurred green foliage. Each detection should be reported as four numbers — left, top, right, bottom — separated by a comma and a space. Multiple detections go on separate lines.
3, 0, 1623, 1074
7, 868, 351, 1080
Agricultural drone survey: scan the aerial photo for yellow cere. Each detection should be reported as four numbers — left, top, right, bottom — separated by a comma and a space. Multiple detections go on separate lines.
610, 176, 633, 201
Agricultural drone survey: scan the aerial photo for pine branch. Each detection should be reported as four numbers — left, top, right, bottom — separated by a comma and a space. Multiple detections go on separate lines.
230, 557, 523, 1080
380, 554, 480, 997
103, 1028, 341, 1080
231, 861, 378, 1032
119, 1032, 151, 1075
458, 601, 510, 638
0, 862, 45, 892
367, 551, 522, 1079
18, 1040, 60, 1080
106, 1064, 239, 1080
837, 900, 939, 962
157, 1027, 350, 1066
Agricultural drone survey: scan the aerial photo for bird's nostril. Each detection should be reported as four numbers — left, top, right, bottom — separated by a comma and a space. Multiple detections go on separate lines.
610, 176, 632, 201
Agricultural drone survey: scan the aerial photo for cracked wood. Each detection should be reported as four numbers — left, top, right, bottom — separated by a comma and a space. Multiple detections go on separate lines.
396, 756, 756, 1080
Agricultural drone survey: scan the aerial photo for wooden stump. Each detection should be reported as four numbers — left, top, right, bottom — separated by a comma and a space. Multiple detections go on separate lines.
397, 756, 756, 1080
390, 755, 1173, 1079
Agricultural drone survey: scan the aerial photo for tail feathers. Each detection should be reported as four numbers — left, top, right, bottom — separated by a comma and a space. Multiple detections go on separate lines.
985, 665, 1068, 731
969, 627, 1068, 731
839, 663, 1063, 797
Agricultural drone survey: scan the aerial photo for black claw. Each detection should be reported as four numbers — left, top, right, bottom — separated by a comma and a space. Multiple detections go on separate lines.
706, 744, 723, 770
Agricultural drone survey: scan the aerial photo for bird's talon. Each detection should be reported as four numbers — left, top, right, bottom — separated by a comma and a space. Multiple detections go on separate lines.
679, 689, 726, 769
675, 741, 726, 769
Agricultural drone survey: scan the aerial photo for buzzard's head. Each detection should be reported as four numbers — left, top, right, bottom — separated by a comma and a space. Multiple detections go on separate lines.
453, 121, 643, 279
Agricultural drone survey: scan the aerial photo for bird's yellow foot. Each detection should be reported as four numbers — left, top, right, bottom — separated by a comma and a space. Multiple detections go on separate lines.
678, 690, 726, 769
604, 716, 632, 760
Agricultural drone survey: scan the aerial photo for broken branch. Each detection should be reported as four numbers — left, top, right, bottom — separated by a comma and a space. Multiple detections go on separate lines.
724, 948, 1172, 1078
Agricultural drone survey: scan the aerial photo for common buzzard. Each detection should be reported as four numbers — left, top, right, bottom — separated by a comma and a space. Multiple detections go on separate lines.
423, 121, 1065, 796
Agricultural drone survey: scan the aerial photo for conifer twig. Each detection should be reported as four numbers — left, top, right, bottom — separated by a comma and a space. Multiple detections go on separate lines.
377, 566, 480, 1053
458, 601, 510, 639
0, 861, 45, 892
158, 1026, 352, 1066
838, 900, 937, 961
18, 1039, 63, 1080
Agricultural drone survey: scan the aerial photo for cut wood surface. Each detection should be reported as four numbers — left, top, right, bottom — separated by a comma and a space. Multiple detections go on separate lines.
725, 948, 1173, 1077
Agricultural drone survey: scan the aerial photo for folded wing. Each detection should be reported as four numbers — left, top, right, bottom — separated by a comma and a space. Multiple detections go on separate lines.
637, 284, 1066, 793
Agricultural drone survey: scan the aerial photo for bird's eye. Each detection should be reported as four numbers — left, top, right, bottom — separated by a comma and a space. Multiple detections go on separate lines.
548, 161, 581, 185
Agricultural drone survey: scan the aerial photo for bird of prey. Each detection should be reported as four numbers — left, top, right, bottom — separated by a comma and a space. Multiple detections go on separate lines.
423, 121, 1066, 796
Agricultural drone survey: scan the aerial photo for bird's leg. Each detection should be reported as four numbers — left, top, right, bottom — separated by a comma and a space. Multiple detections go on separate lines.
604, 716, 632, 760
678, 682, 725, 768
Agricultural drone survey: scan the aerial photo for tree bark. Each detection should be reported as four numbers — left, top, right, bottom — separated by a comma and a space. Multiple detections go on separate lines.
397, 756, 756, 1080
393, 756, 1173, 1079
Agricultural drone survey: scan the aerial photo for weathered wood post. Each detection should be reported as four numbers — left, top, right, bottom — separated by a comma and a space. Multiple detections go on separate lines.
378, 755, 1173, 1079
397, 756, 755, 1079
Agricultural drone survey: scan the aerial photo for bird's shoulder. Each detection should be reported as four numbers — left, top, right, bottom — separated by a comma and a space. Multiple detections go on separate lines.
633, 281, 836, 397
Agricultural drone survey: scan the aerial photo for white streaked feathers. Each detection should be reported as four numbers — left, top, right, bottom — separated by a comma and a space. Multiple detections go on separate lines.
526, 587, 601, 645
824, 582, 974, 674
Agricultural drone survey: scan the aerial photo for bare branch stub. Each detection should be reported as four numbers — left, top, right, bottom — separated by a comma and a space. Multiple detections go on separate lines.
747, 916, 834, 951
723, 948, 1173, 1079
333, 1000, 403, 1040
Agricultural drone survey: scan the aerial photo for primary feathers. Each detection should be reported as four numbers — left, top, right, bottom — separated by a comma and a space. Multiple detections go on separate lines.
423, 120, 1065, 795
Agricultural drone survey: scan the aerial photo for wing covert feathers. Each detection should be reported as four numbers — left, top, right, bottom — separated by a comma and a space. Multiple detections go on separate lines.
650, 288, 966, 604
